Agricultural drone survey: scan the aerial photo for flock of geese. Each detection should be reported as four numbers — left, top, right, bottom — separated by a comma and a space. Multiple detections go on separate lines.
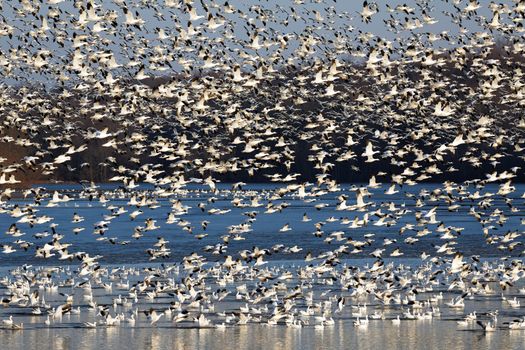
0, 0, 524, 339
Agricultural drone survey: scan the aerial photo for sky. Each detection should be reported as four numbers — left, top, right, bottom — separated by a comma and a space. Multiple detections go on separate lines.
0, 0, 508, 86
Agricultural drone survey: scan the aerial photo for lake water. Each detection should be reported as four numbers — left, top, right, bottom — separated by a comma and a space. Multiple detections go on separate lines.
0, 183, 523, 349
4, 320, 525, 350
0, 183, 522, 266
1, 259, 525, 350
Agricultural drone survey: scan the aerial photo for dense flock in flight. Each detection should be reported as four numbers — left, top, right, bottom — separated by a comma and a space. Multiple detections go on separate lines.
0, 0, 525, 335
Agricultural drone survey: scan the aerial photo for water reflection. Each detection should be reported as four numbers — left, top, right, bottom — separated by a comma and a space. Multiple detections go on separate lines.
2, 320, 523, 350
